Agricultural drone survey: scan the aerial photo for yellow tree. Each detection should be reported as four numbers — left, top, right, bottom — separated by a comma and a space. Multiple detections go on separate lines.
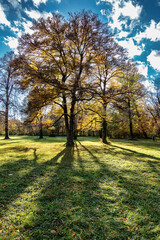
17, 11, 115, 146
115, 61, 145, 139
89, 44, 126, 143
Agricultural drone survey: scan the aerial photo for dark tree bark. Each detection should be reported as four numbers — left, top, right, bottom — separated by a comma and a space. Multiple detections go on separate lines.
128, 99, 134, 139
0, 52, 17, 140
101, 104, 109, 144
4, 80, 9, 139
5, 100, 9, 139
62, 93, 75, 147
39, 116, 43, 139
102, 118, 107, 143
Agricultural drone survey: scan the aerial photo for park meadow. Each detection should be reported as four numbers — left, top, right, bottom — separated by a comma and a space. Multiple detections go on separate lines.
0, 136, 159, 240
0, 9, 160, 240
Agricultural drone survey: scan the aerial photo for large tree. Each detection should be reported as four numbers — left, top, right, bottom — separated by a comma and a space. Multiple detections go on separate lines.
17, 11, 116, 146
0, 52, 18, 139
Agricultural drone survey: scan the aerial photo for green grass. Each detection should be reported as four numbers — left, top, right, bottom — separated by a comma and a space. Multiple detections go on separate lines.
0, 136, 159, 240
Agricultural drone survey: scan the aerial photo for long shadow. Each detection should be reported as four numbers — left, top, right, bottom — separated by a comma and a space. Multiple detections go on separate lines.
0, 141, 20, 146
76, 143, 160, 239
0, 146, 37, 155
21, 144, 132, 240
0, 148, 66, 218
112, 144, 160, 162
114, 139, 160, 150
75, 142, 85, 172
0, 143, 159, 239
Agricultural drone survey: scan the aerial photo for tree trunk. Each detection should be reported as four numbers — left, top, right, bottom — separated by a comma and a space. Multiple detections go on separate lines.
5, 85, 9, 139
128, 99, 134, 139
5, 101, 9, 139
39, 117, 43, 139
63, 93, 74, 147
68, 97, 76, 146
101, 104, 109, 144
102, 118, 107, 143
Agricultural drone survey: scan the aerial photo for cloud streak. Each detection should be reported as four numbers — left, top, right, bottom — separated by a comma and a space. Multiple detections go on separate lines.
32, 0, 48, 7
134, 20, 160, 43
24, 9, 52, 20
99, 0, 142, 33
147, 51, 160, 71
0, 4, 11, 27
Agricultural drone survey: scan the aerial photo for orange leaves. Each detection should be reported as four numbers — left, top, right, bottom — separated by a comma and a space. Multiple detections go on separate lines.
89, 228, 93, 231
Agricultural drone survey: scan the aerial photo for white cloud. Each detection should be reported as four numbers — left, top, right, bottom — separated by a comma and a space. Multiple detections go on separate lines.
22, 19, 34, 35
117, 30, 129, 38
99, 0, 142, 33
56, 0, 61, 3
118, 38, 143, 58
32, 0, 48, 7
137, 61, 148, 78
12, 26, 22, 38
120, 1, 142, 20
24, 9, 52, 20
147, 51, 160, 71
142, 79, 156, 93
0, 4, 11, 27
134, 20, 160, 43
3, 36, 19, 54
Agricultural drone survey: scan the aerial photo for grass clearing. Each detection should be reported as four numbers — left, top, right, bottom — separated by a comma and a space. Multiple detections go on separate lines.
0, 136, 159, 239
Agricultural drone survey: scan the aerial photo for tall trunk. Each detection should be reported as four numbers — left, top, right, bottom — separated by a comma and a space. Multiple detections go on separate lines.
63, 93, 74, 147
39, 116, 43, 139
128, 99, 133, 139
102, 103, 108, 144
102, 118, 107, 143
5, 84, 9, 139
5, 101, 9, 139
68, 97, 76, 146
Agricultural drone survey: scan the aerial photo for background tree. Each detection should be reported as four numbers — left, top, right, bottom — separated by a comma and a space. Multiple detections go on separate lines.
115, 62, 145, 139
87, 42, 126, 143
147, 78, 160, 136
0, 52, 18, 139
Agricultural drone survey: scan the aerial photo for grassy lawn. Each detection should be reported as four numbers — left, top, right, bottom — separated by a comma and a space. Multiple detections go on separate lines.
0, 136, 159, 240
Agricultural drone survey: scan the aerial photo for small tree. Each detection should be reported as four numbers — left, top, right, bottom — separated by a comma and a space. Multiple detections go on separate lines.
87, 42, 126, 143
0, 52, 18, 139
115, 61, 145, 139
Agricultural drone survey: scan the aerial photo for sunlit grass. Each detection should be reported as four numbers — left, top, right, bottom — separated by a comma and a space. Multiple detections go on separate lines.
0, 136, 159, 239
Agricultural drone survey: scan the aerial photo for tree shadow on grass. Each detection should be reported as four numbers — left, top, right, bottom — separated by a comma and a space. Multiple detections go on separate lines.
0, 146, 38, 155
20, 143, 159, 240
108, 143, 160, 161
20, 145, 132, 240
0, 142, 159, 240
0, 148, 39, 216
0, 141, 20, 146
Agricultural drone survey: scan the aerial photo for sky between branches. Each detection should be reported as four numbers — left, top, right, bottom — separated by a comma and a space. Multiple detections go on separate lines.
0, 0, 160, 90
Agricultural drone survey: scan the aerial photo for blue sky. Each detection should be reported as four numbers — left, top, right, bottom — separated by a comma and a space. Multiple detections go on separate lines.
0, 0, 160, 89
